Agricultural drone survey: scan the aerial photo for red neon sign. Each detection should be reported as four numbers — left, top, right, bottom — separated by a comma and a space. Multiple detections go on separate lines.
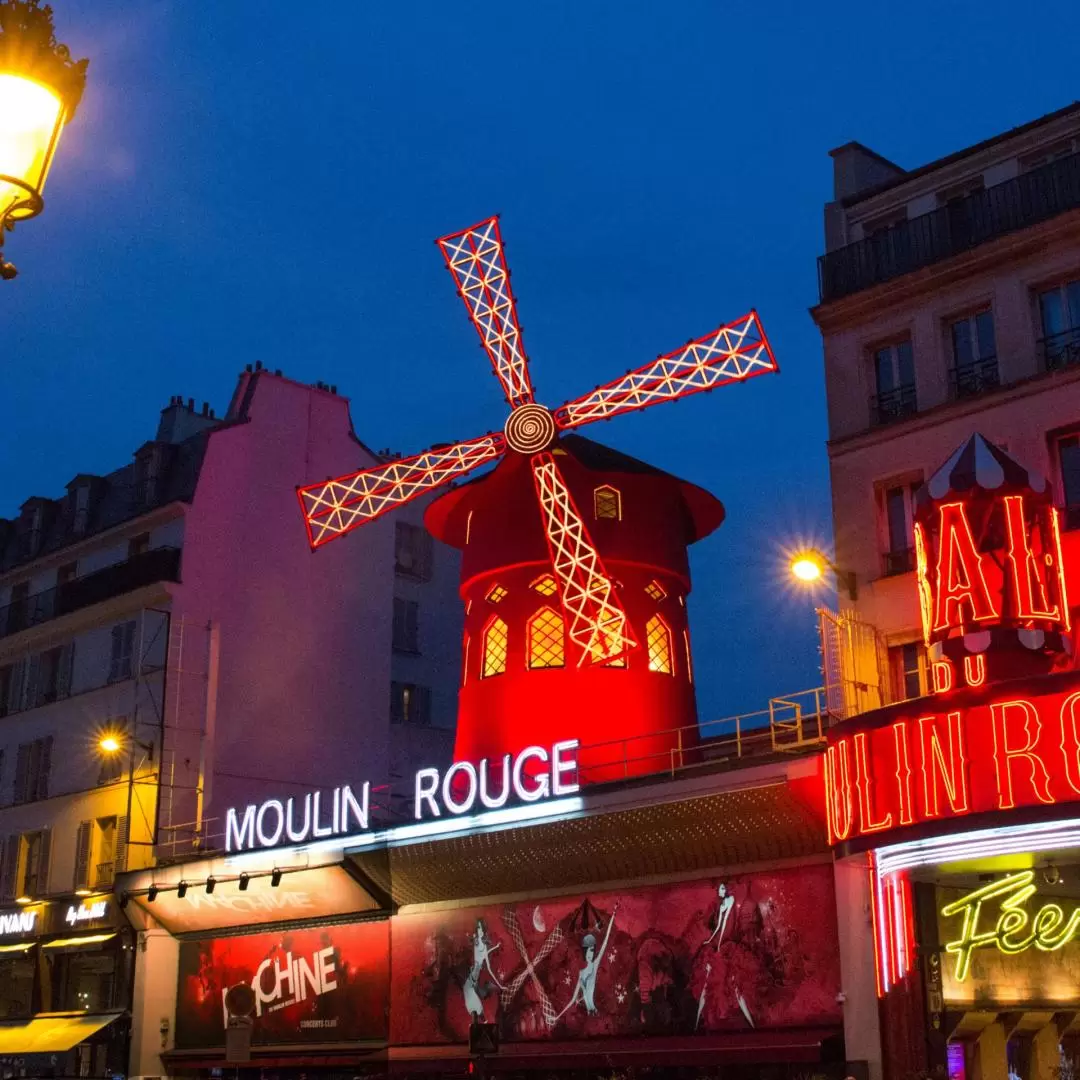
825, 673, 1080, 848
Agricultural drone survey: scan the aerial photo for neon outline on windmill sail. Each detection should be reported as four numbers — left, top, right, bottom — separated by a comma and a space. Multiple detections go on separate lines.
296, 215, 778, 664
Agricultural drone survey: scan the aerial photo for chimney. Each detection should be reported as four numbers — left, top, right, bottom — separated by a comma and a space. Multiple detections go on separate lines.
157, 394, 220, 444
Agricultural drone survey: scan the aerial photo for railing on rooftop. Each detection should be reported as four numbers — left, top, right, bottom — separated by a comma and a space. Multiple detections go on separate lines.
818, 151, 1080, 303
0, 546, 181, 640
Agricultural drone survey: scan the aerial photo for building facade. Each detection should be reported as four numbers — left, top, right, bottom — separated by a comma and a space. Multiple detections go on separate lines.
0, 369, 460, 1075
813, 102, 1080, 703
814, 104, 1080, 1080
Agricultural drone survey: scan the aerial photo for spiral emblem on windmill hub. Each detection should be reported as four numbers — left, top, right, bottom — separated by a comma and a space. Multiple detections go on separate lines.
505, 403, 557, 454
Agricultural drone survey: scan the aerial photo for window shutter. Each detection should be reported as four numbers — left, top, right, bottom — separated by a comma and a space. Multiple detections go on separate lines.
5, 660, 24, 714
36, 736, 52, 800
36, 829, 51, 895
12, 744, 29, 805
109, 625, 123, 681
24, 654, 41, 709
56, 643, 74, 700
114, 816, 129, 874
73, 822, 92, 891
0, 836, 17, 901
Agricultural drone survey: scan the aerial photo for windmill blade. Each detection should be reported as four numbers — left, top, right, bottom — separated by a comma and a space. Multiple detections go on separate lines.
553, 310, 777, 430
298, 434, 504, 550
437, 216, 535, 410
531, 452, 635, 664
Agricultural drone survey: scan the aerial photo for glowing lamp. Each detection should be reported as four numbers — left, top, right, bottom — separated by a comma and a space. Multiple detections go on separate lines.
98, 735, 121, 754
791, 554, 824, 583
14, 895, 31, 905
0, 1, 88, 278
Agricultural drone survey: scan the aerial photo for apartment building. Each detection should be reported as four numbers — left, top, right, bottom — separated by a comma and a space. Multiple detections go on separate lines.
812, 101, 1080, 703
0, 369, 460, 1075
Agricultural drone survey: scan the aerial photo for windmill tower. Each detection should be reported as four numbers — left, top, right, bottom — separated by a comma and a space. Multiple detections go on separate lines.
298, 216, 778, 779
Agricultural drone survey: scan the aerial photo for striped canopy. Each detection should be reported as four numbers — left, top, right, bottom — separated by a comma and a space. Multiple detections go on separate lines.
914, 433, 1046, 514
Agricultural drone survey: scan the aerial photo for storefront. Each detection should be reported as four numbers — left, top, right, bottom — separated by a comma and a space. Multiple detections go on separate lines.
120, 746, 849, 1079
825, 437, 1080, 1080
0, 893, 133, 1078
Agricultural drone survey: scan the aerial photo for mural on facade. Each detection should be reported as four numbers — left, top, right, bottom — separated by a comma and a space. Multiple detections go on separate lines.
176, 921, 389, 1047
391, 866, 841, 1044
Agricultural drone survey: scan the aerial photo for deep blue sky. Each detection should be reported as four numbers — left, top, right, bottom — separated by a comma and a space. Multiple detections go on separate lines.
4, 0, 1080, 722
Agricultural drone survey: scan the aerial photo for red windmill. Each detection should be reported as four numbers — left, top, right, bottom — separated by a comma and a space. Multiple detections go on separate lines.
298, 216, 778, 677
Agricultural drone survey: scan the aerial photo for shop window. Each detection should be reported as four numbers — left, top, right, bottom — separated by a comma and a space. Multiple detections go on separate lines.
530, 574, 558, 597
44, 936, 123, 1012
482, 618, 508, 677
0, 947, 33, 1018
593, 486, 621, 520
889, 642, 927, 702
528, 608, 565, 669
646, 615, 673, 675
486, 584, 508, 604
645, 580, 666, 601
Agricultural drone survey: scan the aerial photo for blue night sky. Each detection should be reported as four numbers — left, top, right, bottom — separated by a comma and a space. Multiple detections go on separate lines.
3, 0, 1080, 723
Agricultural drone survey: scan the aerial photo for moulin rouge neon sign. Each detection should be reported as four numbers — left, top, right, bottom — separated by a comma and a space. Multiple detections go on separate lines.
225, 741, 580, 853
941, 870, 1080, 981
824, 676, 1080, 847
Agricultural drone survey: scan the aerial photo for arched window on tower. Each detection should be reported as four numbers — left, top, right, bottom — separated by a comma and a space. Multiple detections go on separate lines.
646, 615, 673, 674
593, 485, 621, 520
482, 617, 508, 678
528, 607, 565, 669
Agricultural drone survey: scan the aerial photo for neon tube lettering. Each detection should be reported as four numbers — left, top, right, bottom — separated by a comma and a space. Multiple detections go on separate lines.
1060, 691, 1080, 796
892, 721, 914, 826
854, 732, 893, 833
479, 755, 512, 809
932, 660, 954, 694
963, 654, 986, 688
414, 768, 441, 818
933, 502, 998, 631
1003, 494, 1060, 622
255, 800, 284, 848
1050, 507, 1072, 632
225, 805, 256, 853
825, 741, 853, 843
941, 871, 1080, 982
285, 795, 311, 843
918, 712, 969, 818
551, 739, 580, 796
341, 783, 369, 831
991, 699, 1054, 809
914, 522, 933, 647
513, 746, 550, 802
442, 761, 479, 815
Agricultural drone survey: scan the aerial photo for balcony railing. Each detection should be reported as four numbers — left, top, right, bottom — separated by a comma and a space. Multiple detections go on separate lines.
94, 861, 114, 888
949, 356, 1000, 400
0, 546, 181, 640
870, 384, 917, 426
819, 151, 1080, 303
883, 548, 915, 576
1039, 328, 1080, 373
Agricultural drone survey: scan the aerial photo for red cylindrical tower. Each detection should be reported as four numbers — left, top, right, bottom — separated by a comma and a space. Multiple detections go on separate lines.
425, 434, 724, 783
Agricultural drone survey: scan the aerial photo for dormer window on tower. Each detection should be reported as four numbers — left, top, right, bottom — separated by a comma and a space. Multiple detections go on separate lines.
593, 485, 621, 520
133, 443, 165, 509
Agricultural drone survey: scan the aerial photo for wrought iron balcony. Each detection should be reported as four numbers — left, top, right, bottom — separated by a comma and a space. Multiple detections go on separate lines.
870, 384, 917, 427
883, 548, 915, 576
0, 546, 181, 640
949, 356, 1000, 400
819, 151, 1080, 303
1039, 328, 1080, 373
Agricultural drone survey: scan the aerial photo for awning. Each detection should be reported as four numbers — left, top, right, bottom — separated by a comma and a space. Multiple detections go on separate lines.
0, 942, 35, 954
41, 933, 116, 951
0, 1012, 124, 1053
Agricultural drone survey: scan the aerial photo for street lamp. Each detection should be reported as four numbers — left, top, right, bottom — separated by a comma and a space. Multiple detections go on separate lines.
789, 548, 857, 601
0, 0, 88, 279
98, 730, 154, 762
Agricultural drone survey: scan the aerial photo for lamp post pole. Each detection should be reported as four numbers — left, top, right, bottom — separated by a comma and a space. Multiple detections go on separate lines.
0, 0, 87, 279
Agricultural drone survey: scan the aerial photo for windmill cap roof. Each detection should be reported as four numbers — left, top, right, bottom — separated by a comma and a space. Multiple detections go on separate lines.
914, 433, 1047, 513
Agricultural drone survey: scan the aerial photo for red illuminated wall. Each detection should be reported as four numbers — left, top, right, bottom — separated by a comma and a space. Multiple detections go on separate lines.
825, 669, 1080, 850
390, 866, 841, 1045
175, 921, 389, 1047
425, 435, 724, 781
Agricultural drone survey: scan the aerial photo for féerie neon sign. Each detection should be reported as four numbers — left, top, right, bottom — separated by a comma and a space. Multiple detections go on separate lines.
941, 870, 1080, 981
225, 740, 580, 853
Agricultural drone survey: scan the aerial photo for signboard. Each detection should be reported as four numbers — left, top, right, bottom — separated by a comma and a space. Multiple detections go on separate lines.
824, 671, 1080, 849
936, 875, 1080, 1008
175, 921, 389, 1047
224, 740, 580, 854
390, 865, 840, 1045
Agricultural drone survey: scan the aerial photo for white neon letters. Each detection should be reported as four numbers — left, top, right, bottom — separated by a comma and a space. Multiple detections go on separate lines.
226, 783, 370, 853
412, 740, 580, 819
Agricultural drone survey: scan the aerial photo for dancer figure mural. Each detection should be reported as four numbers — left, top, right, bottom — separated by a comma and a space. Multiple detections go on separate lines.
391, 867, 840, 1045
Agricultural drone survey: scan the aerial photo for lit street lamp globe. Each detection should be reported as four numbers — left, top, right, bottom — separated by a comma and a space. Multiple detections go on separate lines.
0, 0, 87, 278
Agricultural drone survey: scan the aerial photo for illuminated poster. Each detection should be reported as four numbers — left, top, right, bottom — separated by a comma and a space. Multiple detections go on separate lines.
175, 921, 389, 1047
391, 866, 840, 1044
